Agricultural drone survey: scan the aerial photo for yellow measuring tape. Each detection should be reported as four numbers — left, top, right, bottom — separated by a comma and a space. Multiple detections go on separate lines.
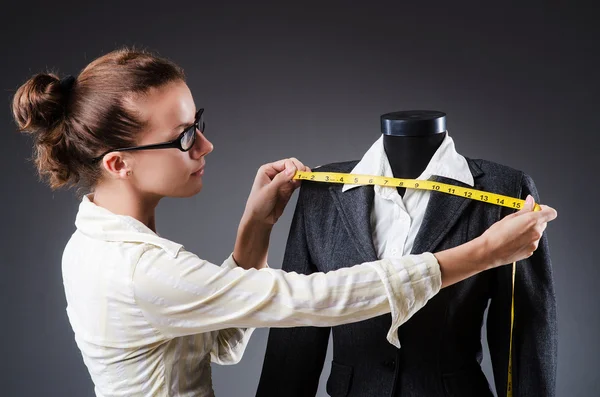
293, 171, 541, 211
293, 171, 543, 397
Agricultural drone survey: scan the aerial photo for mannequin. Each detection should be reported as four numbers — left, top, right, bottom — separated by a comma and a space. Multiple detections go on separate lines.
257, 111, 557, 397
381, 110, 447, 196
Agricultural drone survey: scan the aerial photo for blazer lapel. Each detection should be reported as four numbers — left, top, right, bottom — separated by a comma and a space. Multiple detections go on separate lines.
411, 160, 485, 254
327, 158, 484, 260
329, 185, 378, 263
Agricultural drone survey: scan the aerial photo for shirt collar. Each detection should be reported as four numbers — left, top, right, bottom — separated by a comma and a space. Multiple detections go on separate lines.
342, 132, 474, 193
74, 194, 183, 257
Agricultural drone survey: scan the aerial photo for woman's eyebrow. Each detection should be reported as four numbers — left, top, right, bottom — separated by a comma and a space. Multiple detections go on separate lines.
174, 122, 189, 131
173, 119, 194, 132
173, 110, 197, 132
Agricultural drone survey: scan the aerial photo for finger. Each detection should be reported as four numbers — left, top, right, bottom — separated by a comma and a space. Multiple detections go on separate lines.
529, 240, 539, 252
530, 206, 557, 225
530, 227, 542, 242
292, 164, 312, 185
515, 195, 536, 215
537, 205, 558, 222
268, 167, 297, 192
288, 157, 305, 171
266, 158, 305, 173
264, 159, 287, 174
256, 163, 278, 182
275, 160, 298, 184
290, 162, 311, 180
535, 221, 548, 235
284, 159, 298, 177
289, 180, 303, 192
284, 158, 311, 176
261, 159, 294, 179
286, 158, 310, 181
525, 238, 538, 251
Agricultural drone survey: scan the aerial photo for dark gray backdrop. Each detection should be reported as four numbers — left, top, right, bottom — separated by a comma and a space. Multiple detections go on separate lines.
1, 1, 597, 396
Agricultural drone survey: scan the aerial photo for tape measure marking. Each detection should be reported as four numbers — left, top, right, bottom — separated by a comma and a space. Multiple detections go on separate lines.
294, 171, 541, 211
293, 170, 540, 397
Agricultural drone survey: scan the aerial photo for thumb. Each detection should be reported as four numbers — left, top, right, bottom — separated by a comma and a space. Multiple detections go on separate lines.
266, 165, 296, 192
517, 194, 536, 214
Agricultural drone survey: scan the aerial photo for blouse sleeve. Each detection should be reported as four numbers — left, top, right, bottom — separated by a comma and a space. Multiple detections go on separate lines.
132, 248, 441, 348
210, 255, 255, 365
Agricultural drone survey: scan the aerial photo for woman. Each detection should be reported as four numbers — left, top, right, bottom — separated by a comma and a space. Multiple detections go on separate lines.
12, 47, 557, 397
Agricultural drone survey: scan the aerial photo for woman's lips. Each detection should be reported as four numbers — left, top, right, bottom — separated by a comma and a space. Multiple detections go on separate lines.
191, 165, 204, 177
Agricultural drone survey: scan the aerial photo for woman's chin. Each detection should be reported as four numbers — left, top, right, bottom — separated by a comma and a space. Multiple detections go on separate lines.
181, 181, 203, 197
159, 178, 203, 198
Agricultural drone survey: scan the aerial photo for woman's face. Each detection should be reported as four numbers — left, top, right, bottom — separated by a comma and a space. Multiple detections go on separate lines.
123, 80, 213, 199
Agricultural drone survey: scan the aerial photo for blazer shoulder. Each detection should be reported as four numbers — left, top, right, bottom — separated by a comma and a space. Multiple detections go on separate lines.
466, 157, 533, 185
311, 160, 359, 173
465, 157, 543, 202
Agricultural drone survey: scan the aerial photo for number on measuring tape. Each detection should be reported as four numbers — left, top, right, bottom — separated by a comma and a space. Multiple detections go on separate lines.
293, 171, 539, 212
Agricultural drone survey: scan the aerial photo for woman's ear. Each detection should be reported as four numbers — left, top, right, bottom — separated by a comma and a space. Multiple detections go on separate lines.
102, 153, 132, 179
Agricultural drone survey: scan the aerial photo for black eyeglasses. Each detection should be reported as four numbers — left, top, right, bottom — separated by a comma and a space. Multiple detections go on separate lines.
92, 108, 205, 163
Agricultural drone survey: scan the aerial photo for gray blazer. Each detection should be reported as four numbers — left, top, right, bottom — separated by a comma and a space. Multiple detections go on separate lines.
256, 157, 557, 397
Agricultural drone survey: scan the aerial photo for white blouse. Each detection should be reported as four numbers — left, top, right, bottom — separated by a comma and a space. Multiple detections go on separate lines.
343, 132, 474, 258
62, 194, 442, 396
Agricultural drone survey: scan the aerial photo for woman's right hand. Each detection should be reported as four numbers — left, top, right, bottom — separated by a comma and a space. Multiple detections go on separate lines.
479, 195, 558, 269
434, 194, 557, 288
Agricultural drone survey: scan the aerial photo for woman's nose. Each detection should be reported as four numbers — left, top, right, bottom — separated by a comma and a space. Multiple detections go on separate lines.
191, 129, 213, 158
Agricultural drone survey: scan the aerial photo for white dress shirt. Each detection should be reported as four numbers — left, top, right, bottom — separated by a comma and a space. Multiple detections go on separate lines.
343, 132, 474, 258
62, 194, 442, 396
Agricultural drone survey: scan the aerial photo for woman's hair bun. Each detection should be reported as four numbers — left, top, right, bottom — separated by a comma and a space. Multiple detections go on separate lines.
12, 73, 71, 135
12, 73, 78, 190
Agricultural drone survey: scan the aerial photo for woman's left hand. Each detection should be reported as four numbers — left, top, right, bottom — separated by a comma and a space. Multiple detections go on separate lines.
243, 158, 310, 226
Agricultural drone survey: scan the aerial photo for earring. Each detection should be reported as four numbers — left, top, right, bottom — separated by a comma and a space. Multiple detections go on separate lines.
126, 171, 132, 176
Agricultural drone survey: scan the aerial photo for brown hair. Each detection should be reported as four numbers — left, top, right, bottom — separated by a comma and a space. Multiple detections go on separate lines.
12, 46, 185, 192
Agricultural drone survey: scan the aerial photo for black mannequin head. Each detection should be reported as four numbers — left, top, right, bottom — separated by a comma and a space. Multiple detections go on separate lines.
381, 110, 446, 137
380, 110, 447, 195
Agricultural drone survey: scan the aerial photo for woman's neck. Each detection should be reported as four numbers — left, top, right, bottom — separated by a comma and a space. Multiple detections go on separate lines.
92, 182, 159, 232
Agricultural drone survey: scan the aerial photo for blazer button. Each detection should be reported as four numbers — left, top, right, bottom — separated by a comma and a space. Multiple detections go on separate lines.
382, 359, 396, 369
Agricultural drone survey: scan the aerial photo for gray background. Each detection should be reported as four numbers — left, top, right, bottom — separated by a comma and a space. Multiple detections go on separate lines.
1, 1, 597, 396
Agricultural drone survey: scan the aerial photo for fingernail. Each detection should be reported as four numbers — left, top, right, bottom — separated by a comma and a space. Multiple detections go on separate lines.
526, 195, 534, 206
286, 167, 295, 176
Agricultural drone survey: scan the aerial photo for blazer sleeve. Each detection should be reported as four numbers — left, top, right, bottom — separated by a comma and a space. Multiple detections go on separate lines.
256, 185, 332, 397
487, 173, 558, 397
